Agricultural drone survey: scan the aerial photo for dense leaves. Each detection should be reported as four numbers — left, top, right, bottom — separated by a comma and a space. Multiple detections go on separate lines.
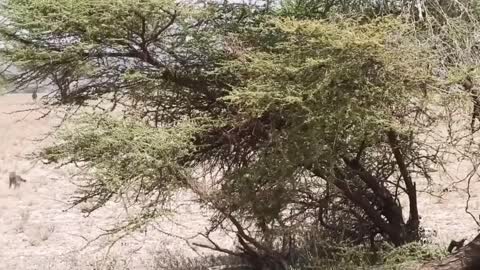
1, 0, 476, 268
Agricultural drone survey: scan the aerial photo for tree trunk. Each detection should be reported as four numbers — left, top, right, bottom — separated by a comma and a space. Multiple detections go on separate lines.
420, 234, 480, 270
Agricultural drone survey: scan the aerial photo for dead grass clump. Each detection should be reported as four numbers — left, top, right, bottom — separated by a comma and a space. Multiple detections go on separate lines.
88, 255, 129, 270
152, 251, 248, 270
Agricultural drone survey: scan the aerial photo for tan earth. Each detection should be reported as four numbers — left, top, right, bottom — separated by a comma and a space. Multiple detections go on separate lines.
0, 94, 479, 269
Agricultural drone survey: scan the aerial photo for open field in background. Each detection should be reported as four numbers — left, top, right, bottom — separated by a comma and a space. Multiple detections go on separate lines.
0, 93, 479, 269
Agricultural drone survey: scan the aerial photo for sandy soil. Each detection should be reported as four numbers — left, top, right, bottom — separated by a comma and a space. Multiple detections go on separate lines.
0, 94, 479, 269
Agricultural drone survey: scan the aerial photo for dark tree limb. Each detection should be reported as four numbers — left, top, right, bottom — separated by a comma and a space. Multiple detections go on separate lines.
386, 129, 420, 239
304, 162, 407, 246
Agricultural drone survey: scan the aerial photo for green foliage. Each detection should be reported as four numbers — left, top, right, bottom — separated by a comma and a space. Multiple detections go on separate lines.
43, 114, 202, 214
3, 0, 178, 43
381, 242, 446, 266
28, 6, 441, 247
291, 242, 445, 270
0, 0, 219, 106
35, 15, 441, 253
223, 16, 431, 135
0, 76, 9, 95
277, 0, 401, 19
279, 0, 336, 19
210, 17, 438, 244
0, 0, 458, 266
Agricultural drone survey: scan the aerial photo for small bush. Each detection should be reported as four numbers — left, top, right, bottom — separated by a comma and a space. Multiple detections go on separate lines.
152, 251, 248, 270
291, 242, 446, 270
381, 242, 446, 269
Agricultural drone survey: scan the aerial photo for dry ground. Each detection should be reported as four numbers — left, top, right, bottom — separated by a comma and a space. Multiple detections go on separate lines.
0, 94, 479, 269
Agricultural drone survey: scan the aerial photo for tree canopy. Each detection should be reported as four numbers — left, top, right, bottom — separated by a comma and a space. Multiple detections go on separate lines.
2, 0, 480, 268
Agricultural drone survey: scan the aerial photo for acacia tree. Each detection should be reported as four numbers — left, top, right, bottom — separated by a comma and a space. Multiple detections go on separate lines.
0, 0, 466, 268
